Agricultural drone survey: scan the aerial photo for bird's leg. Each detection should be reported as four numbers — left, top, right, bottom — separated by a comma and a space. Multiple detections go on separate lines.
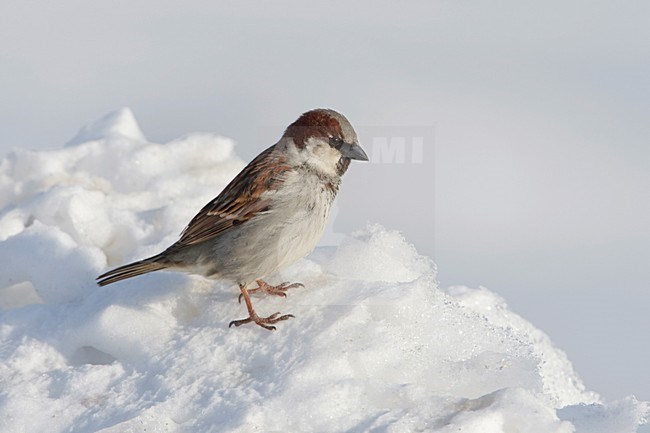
229, 284, 294, 331
238, 279, 304, 303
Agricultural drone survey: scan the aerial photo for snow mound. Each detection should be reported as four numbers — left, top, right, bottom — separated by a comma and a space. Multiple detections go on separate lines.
0, 109, 647, 433
66, 107, 146, 145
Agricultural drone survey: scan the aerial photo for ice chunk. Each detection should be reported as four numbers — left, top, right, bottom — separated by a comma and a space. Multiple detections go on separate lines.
326, 223, 435, 282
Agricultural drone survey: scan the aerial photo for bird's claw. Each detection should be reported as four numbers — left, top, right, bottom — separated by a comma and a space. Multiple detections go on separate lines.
238, 280, 304, 303
228, 312, 295, 331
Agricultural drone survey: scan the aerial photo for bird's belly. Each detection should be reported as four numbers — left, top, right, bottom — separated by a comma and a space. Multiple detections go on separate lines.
255, 204, 328, 276
272, 209, 328, 270
209, 193, 332, 284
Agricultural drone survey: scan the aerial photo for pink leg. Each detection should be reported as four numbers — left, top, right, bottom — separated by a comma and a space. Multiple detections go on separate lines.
229, 284, 295, 331
238, 279, 304, 303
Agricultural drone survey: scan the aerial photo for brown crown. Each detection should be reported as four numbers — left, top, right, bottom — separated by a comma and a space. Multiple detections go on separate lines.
282, 109, 343, 148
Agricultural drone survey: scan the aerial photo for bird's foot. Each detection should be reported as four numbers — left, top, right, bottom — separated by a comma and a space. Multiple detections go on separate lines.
231, 282, 298, 331
228, 311, 294, 331
238, 279, 304, 303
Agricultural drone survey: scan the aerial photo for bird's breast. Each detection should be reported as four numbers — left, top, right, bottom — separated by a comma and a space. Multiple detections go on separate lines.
263, 172, 336, 265
213, 171, 339, 284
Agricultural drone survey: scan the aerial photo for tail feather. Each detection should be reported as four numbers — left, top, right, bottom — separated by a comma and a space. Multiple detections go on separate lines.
96, 255, 169, 286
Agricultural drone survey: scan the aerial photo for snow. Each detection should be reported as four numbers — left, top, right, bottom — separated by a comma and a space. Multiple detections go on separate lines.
0, 109, 647, 433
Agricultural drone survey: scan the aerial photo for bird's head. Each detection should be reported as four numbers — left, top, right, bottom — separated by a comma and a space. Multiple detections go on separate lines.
282, 108, 368, 177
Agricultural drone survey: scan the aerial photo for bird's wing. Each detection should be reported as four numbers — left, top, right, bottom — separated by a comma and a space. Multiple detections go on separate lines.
174, 144, 291, 247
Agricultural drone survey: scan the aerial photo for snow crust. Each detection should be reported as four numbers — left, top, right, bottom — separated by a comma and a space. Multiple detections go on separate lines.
0, 109, 647, 433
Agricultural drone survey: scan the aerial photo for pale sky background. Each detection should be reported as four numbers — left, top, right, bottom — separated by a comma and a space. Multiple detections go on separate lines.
1, 0, 649, 402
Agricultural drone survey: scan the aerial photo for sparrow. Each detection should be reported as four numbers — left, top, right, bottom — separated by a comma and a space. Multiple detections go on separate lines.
97, 108, 368, 330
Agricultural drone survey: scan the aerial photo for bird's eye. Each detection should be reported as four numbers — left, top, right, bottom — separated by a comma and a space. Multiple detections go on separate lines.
329, 137, 344, 149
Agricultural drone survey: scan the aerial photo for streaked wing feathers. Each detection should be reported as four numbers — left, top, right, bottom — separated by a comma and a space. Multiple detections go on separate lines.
174, 144, 291, 247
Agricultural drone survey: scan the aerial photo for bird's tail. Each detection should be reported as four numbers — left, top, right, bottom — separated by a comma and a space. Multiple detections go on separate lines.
96, 255, 169, 286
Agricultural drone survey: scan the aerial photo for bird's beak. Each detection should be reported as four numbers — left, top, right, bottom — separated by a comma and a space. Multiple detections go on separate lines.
340, 142, 369, 161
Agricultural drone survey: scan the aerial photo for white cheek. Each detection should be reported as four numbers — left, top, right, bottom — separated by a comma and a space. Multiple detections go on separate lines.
316, 145, 340, 162
284, 137, 342, 177
306, 144, 341, 177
